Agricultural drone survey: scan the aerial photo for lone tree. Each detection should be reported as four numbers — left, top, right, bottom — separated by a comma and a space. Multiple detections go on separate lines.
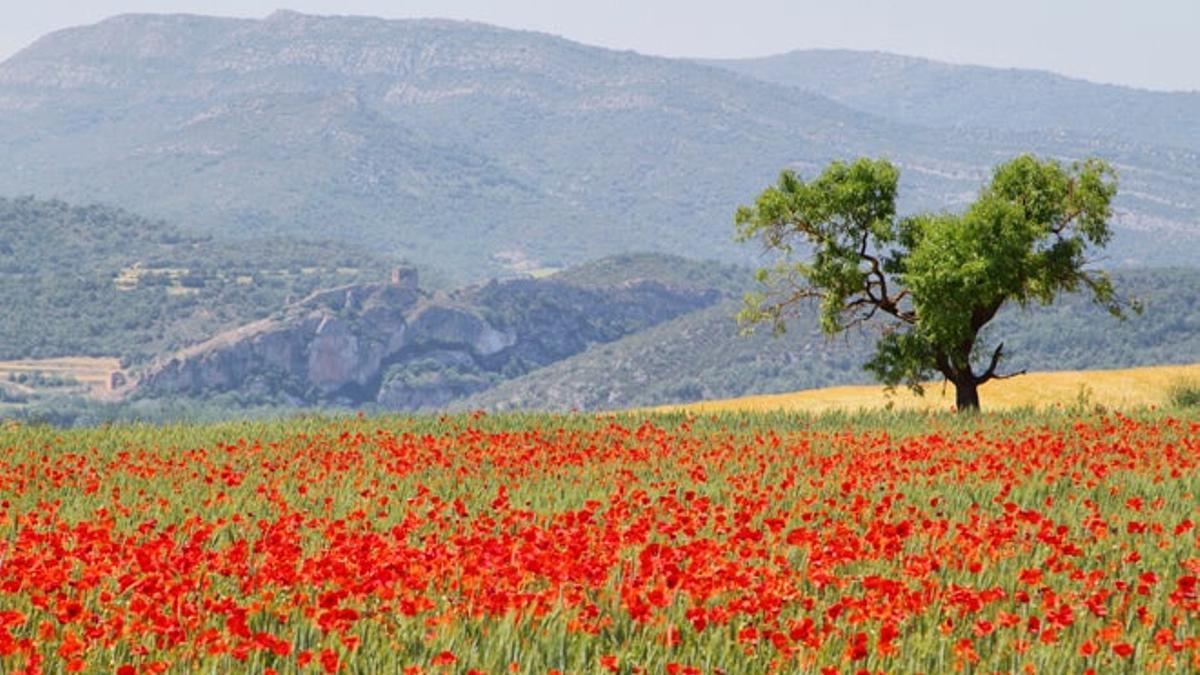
735, 154, 1137, 411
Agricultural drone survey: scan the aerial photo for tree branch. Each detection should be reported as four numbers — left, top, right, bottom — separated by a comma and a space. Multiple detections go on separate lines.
977, 342, 1026, 384
855, 243, 916, 324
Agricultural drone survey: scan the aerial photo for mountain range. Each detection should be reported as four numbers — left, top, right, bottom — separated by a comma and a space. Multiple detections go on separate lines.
1, 12, 1198, 421
1, 11, 1197, 284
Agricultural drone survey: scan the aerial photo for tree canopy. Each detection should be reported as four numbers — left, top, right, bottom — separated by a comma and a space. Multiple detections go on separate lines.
735, 154, 1137, 410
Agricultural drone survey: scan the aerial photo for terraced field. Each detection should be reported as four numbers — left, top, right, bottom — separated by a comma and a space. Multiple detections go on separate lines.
0, 357, 129, 409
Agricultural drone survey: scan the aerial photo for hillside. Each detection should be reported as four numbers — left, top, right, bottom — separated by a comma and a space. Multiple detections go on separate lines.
1, 13, 1197, 281
134, 266, 720, 410
704, 49, 1200, 151
9, 252, 1200, 423
459, 266, 1200, 411
0, 196, 400, 364
650, 362, 1200, 415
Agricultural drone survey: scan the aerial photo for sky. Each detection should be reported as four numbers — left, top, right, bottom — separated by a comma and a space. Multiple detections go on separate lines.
1, 0, 1197, 92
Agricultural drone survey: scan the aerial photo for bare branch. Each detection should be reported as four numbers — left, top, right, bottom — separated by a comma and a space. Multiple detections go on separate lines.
990, 369, 1027, 381
977, 342, 1026, 384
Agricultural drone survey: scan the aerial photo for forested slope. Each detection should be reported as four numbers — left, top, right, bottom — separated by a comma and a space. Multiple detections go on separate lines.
0, 197, 398, 363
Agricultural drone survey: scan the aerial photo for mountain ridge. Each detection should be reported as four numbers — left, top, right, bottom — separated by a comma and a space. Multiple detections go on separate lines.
1, 12, 1196, 282
703, 49, 1200, 150
722, 47, 1200, 95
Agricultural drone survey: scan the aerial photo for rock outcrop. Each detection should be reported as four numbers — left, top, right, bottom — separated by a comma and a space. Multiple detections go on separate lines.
135, 270, 720, 410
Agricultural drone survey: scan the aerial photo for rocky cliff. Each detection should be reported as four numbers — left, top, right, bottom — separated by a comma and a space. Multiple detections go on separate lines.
135, 269, 721, 409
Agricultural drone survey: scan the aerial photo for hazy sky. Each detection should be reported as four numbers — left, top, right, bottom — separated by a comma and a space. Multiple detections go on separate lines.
2, 0, 1197, 92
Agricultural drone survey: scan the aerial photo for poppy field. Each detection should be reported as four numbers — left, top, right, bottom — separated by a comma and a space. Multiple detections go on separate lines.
0, 409, 1197, 674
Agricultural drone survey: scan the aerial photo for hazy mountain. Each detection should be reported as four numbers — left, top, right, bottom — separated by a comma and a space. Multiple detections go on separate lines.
704, 49, 1200, 151
1, 12, 1197, 283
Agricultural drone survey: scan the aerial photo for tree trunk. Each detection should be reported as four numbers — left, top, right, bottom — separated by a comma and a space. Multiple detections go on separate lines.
954, 377, 981, 412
